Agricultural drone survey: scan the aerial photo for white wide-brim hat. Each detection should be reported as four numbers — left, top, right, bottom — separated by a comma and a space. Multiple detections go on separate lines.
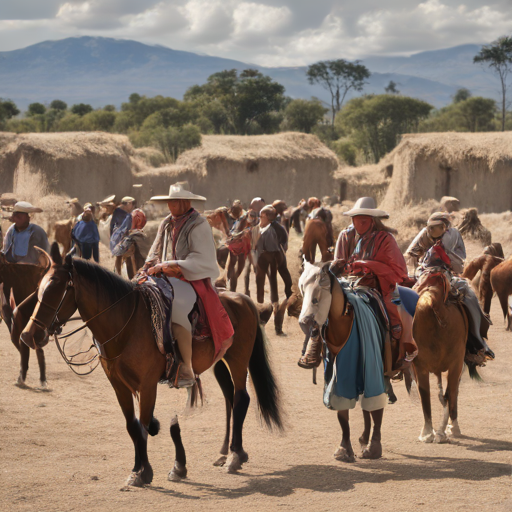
13, 201, 43, 214
150, 183, 206, 202
343, 197, 389, 219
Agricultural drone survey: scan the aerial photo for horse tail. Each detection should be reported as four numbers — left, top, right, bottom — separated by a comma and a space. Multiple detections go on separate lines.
248, 322, 284, 432
466, 362, 482, 382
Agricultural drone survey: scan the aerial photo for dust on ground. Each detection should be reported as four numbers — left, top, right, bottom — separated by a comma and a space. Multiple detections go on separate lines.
0, 232, 511, 512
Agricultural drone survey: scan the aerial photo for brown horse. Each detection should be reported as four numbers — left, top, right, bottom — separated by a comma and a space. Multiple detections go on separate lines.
412, 271, 471, 443
21, 243, 282, 487
206, 207, 230, 236
0, 254, 49, 388
53, 218, 74, 258
462, 243, 504, 315
301, 218, 333, 263
490, 257, 512, 330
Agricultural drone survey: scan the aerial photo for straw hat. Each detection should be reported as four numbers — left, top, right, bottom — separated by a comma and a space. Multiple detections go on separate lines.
343, 197, 389, 219
99, 194, 116, 206
66, 198, 79, 205
12, 201, 43, 214
150, 183, 206, 202
121, 196, 135, 203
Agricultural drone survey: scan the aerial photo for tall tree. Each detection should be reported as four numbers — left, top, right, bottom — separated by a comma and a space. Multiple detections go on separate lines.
474, 37, 512, 131
306, 59, 370, 124
452, 88, 471, 104
385, 81, 400, 94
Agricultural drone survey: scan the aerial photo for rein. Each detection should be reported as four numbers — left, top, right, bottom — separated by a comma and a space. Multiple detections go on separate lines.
33, 271, 138, 374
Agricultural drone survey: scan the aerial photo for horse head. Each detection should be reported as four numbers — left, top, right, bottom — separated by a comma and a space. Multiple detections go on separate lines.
298, 260, 333, 335
20, 242, 77, 349
414, 269, 450, 305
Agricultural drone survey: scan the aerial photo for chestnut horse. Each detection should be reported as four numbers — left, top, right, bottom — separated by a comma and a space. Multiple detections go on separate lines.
412, 270, 472, 443
0, 254, 49, 388
301, 218, 333, 263
490, 257, 512, 331
21, 243, 282, 487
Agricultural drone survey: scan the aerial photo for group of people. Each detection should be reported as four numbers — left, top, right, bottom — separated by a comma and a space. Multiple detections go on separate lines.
299, 196, 494, 372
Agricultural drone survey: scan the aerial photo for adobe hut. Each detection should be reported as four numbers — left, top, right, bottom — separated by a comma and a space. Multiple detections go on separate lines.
382, 132, 512, 213
0, 132, 135, 203
137, 133, 338, 208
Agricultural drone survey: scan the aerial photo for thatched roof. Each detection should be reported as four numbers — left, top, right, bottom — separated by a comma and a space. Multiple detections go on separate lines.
0, 131, 134, 159
176, 132, 339, 175
395, 132, 512, 171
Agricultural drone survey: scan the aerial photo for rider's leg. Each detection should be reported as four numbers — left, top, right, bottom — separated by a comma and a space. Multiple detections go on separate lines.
277, 252, 293, 299
168, 278, 197, 387
384, 296, 416, 370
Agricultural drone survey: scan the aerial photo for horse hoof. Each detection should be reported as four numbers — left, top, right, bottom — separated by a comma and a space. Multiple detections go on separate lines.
226, 453, 243, 473
334, 446, 355, 463
447, 424, 462, 438
125, 471, 144, 488
419, 432, 435, 443
168, 462, 187, 482
213, 455, 227, 467
435, 432, 449, 444
15, 378, 29, 389
38, 381, 50, 391
358, 435, 369, 452
362, 440, 382, 459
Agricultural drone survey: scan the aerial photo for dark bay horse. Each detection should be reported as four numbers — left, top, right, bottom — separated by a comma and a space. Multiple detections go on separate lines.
0, 253, 49, 388
21, 243, 282, 487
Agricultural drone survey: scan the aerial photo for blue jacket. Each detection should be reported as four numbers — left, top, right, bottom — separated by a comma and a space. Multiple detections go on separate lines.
72, 220, 100, 244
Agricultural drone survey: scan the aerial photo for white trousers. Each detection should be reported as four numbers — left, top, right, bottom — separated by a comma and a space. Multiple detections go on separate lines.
167, 277, 196, 331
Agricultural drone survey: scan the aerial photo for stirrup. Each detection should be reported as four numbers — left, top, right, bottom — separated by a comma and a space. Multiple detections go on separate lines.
298, 333, 322, 369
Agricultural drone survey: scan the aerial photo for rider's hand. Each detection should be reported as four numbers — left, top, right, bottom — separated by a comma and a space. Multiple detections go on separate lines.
329, 258, 346, 275
161, 262, 182, 278
147, 264, 163, 276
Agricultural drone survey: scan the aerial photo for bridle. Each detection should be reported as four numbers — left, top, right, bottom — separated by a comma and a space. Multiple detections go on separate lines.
31, 268, 137, 374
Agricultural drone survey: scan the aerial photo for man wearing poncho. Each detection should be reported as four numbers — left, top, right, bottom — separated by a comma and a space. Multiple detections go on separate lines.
140, 184, 233, 388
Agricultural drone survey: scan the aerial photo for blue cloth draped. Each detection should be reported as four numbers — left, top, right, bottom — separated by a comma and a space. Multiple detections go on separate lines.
324, 280, 386, 406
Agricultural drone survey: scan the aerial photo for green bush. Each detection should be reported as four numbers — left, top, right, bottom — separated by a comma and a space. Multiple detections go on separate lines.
332, 139, 357, 166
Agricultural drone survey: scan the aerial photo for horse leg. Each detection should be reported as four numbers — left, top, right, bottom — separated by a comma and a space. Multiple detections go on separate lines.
36, 348, 48, 389
434, 372, 450, 443
227, 254, 237, 293
334, 410, 355, 462
16, 338, 30, 388
111, 378, 145, 487
362, 409, 383, 459
226, 385, 250, 474
168, 416, 188, 481
136, 384, 159, 484
359, 410, 372, 452
213, 360, 234, 466
446, 363, 463, 439
417, 369, 435, 443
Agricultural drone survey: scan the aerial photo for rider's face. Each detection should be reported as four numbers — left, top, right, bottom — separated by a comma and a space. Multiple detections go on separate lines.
167, 199, 191, 217
353, 215, 373, 236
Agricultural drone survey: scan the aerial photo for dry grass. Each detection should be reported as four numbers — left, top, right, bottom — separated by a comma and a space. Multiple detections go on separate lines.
176, 132, 339, 175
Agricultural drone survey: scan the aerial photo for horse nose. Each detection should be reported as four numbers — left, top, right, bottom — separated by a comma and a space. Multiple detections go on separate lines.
20, 330, 36, 350
299, 314, 314, 335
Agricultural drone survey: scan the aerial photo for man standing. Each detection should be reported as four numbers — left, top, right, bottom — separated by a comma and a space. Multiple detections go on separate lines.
254, 205, 293, 305
110, 196, 136, 253
72, 207, 100, 263
2, 202, 50, 265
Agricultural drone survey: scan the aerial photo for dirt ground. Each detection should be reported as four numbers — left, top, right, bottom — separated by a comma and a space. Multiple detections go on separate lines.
0, 233, 511, 512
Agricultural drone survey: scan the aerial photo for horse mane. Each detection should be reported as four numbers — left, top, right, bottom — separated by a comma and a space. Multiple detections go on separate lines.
72, 258, 135, 303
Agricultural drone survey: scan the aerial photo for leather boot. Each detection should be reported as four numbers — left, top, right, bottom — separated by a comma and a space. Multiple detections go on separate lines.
298, 329, 323, 369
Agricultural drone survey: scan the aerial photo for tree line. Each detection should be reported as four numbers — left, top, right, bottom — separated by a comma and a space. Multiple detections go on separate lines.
0, 36, 510, 165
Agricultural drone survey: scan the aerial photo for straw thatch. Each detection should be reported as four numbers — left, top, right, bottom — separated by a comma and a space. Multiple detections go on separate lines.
382, 132, 512, 213
136, 133, 338, 208
0, 132, 136, 204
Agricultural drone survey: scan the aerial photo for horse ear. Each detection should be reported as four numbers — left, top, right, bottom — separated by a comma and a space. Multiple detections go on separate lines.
50, 242, 62, 265
64, 252, 73, 269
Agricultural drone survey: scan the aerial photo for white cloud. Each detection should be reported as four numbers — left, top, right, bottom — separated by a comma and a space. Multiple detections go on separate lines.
1, 1, 512, 65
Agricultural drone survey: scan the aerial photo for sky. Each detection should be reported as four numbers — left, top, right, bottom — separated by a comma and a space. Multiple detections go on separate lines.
0, 0, 511, 66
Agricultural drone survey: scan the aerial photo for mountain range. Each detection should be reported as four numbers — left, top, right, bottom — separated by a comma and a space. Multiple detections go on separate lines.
0, 37, 501, 111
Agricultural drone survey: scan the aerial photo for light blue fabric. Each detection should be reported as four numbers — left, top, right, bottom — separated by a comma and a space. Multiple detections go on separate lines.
326, 280, 385, 402
397, 285, 419, 317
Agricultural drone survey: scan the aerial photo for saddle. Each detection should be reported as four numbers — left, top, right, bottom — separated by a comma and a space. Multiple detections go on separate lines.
225, 229, 251, 256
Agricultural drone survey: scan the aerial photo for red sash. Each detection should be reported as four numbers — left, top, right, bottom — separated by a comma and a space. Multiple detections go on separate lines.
190, 278, 234, 361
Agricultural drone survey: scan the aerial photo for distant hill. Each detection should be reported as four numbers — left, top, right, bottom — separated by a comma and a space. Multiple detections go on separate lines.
0, 37, 498, 111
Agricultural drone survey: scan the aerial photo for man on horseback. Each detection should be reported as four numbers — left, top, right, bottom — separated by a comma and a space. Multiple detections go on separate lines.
299, 197, 415, 370
405, 212, 494, 365
140, 184, 234, 388
2, 202, 50, 265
